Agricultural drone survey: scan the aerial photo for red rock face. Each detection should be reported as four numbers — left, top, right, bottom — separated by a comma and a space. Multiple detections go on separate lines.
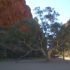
65, 19, 70, 27
0, 0, 32, 28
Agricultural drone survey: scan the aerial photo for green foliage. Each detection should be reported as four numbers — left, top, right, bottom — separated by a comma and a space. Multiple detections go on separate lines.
1, 18, 48, 59
4, 23, 23, 44
21, 18, 40, 31
34, 6, 60, 39
4, 18, 43, 47
34, 6, 59, 23
20, 18, 41, 43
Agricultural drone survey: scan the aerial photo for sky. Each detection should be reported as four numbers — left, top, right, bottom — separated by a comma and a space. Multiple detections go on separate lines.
26, 0, 70, 23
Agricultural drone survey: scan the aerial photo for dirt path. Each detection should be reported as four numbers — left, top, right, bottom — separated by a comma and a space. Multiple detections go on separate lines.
0, 58, 70, 70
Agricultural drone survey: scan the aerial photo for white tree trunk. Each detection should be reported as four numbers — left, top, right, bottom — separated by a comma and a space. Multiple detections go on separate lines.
48, 50, 52, 60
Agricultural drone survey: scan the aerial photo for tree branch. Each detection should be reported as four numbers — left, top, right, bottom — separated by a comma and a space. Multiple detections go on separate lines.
23, 39, 41, 51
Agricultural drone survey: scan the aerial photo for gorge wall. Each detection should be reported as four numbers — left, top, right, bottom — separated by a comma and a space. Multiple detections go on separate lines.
0, 0, 32, 28
65, 19, 70, 27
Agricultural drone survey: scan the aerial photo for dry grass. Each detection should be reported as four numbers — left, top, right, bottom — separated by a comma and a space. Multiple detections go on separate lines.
59, 56, 70, 60
65, 57, 70, 60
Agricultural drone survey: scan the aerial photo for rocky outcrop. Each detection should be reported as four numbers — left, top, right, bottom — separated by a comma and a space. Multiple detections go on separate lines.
65, 19, 70, 27
0, 0, 32, 28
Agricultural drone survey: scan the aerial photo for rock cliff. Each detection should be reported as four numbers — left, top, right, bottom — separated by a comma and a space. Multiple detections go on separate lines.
65, 19, 70, 27
0, 0, 32, 28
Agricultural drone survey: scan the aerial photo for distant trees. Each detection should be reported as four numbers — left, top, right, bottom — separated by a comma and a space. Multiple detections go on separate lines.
59, 25, 70, 59
46, 22, 70, 60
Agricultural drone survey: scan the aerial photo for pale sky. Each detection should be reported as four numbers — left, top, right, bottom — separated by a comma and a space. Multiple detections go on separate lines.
26, 0, 70, 23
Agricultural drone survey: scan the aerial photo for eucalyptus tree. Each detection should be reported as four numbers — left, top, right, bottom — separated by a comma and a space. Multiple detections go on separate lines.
50, 23, 70, 60
34, 6, 59, 35
34, 6, 60, 60
49, 22, 63, 48
61, 25, 70, 59
3, 18, 48, 60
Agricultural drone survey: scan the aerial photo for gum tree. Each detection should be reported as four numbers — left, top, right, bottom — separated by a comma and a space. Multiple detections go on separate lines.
34, 6, 59, 60
4, 18, 48, 60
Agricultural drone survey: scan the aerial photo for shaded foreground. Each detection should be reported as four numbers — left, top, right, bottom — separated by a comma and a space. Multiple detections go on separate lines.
0, 58, 70, 70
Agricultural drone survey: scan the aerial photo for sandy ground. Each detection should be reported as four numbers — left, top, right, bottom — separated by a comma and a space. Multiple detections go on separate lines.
0, 58, 70, 70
